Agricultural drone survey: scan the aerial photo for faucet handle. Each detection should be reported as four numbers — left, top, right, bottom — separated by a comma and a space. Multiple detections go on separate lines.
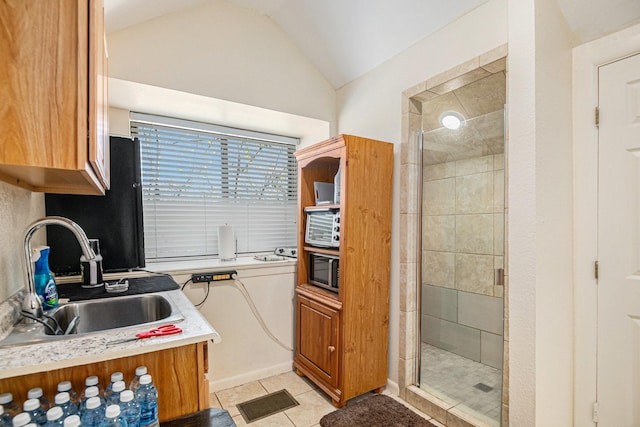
21, 293, 43, 322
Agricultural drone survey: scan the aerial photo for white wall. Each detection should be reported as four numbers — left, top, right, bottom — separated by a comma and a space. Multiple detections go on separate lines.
107, 0, 336, 134
170, 264, 296, 391
508, 0, 575, 425
0, 181, 44, 304
335, 0, 507, 387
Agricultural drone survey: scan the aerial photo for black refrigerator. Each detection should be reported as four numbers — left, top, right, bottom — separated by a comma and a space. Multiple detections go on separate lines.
45, 136, 145, 275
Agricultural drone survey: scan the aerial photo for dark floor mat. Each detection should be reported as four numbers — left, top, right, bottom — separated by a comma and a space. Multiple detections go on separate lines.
320, 394, 436, 427
236, 389, 299, 423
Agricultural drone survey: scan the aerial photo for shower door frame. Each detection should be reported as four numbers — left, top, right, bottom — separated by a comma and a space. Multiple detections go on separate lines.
397, 44, 508, 426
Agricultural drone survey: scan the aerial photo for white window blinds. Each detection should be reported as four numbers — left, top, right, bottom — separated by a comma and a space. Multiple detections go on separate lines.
130, 113, 298, 260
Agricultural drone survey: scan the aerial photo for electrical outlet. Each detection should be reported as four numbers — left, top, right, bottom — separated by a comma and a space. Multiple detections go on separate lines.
192, 271, 237, 283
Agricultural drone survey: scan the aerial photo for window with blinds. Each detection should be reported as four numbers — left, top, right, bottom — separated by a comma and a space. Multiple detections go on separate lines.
130, 113, 298, 260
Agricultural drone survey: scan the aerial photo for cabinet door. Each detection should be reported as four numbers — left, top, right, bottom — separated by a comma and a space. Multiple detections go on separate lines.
296, 295, 339, 388
88, 0, 109, 189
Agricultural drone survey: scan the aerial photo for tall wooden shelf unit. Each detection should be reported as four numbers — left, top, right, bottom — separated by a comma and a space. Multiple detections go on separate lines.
293, 134, 393, 407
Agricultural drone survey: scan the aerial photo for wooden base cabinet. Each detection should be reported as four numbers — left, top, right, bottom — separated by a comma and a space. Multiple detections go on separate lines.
0, 343, 210, 422
0, 0, 109, 195
293, 135, 393, 407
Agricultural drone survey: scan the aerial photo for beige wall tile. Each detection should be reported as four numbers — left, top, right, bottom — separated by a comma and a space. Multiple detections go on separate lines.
423, 215, 456, 252
479, 44, 508, 69
400, 214, 418, 263
400, 162, 419, 214
424, 161, 456, 181
493, 214, 505, 256
423, 251, 456, 288
424, 178, 456, 215
404, 80, 428, 98
399, 357, 417, 393
405, 387, 452, 425
400, 262, 417, 312
494, 169, 505, 212
429, 67, 492, 96
482, 57, 507, 74
455, 214, 494, 254
455, 155, 493, 176
456, 173, 494, 214
399, 310, 417, 359
427, 57, 480, 90
493, 153, 505, 171
454, 73, 506, 119
455, 254, 494, 295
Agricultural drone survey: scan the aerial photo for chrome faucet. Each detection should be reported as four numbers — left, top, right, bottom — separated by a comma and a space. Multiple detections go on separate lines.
22, 216, 97, 320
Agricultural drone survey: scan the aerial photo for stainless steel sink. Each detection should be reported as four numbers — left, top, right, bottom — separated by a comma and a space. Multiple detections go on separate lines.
0, 292, 184, 348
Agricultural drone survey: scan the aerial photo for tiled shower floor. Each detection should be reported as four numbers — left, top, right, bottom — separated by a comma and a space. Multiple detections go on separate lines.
420, 343, 502, 425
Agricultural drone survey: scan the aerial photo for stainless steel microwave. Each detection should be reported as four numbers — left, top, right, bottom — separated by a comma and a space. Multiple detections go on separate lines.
309, 253, 339, 292
304, 207, 340, 248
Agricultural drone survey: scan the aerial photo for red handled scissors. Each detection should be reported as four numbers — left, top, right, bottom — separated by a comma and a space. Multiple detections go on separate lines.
106, 324, 183, 346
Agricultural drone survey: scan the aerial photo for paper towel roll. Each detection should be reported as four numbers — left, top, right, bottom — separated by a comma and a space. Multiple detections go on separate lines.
218, 225, 236, 260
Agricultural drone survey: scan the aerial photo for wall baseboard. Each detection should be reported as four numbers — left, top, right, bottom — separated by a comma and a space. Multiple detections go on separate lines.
209, 361, 293, 392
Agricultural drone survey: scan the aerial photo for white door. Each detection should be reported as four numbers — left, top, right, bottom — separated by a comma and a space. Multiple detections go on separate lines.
598, 52, 640, 426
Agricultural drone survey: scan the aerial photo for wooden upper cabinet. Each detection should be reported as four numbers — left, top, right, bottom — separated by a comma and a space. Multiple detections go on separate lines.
0, 0, 109, 195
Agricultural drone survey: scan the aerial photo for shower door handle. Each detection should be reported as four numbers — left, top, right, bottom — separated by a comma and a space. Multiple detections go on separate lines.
495, 268, 505, 287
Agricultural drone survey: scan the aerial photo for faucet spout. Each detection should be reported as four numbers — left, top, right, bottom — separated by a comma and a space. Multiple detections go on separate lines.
22, 216, 96, 319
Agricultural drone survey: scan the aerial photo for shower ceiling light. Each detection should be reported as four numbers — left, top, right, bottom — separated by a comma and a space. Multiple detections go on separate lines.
440, 111, 465, 130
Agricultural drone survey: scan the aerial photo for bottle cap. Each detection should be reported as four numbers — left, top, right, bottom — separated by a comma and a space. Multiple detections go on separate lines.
105, 405, 121, 418
0, 392, 13, 404
119, 390, 134, 403
63, 415, 81, 427
46, 406, 64, 421
110, 372, 124, 383
27, 388, 43, 400
135, 366, 148, 376
22, 398, 39, 411
139, 374, 152, 385
54, 392, 70, 405
85, 386, 99, 398
112, 381, 125, 393
57, 381, 72, 392
85, 375, 99, 386
11, 412, 31, 427
86, 397, 101, 410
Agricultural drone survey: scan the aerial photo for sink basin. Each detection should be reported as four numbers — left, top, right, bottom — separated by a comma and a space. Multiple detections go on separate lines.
45, 294, 174, 335
0, 292, 184, 348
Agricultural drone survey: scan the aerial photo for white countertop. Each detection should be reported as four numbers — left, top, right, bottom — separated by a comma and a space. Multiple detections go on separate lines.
0, 290, 221, 379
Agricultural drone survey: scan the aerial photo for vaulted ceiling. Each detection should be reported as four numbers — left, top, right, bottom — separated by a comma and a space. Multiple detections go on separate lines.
105, 0, 640, 89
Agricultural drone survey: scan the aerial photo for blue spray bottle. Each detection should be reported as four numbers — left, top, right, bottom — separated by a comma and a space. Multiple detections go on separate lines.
33, 246, 58, 310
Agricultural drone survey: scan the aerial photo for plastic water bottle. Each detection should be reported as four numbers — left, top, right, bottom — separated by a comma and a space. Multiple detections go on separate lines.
106, 382, 125, 407
62, 415, 80, 427
80, 397, 105, 427
118, 391, 139, 427
80, 387, 105, 415
11, 413, 31, 427
22, 399, 46, 426
82, 377, 104, 400
56, 382, 79, 409
0, 406, 12, 427
100, 405, 126, 427
0, 393, 21, 419
128, 367, 147, 393
133, 375, 157, 427
105, 372, 123, 402
27, 388, 50, 411
53, 393, 77, 419
44, 407, 64, 427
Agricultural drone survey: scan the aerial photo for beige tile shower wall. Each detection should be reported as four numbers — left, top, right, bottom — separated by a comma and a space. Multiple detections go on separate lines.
423, 154, 504, 298
421, 153, 505, 368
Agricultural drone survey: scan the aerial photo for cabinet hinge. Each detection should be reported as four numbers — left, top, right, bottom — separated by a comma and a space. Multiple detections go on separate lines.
595, 107, 600, 127
592, 401, 599, 423
595, 261, 599, 281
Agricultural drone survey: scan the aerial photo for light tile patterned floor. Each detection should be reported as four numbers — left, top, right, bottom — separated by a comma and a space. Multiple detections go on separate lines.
212, 371, 437, 427
420, 343, 502, 425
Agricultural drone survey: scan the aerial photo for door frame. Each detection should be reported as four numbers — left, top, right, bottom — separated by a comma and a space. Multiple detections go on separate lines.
573, 23, 640, 426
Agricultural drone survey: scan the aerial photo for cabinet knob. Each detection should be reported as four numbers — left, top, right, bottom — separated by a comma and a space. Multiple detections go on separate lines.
328, 346, 335, 353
